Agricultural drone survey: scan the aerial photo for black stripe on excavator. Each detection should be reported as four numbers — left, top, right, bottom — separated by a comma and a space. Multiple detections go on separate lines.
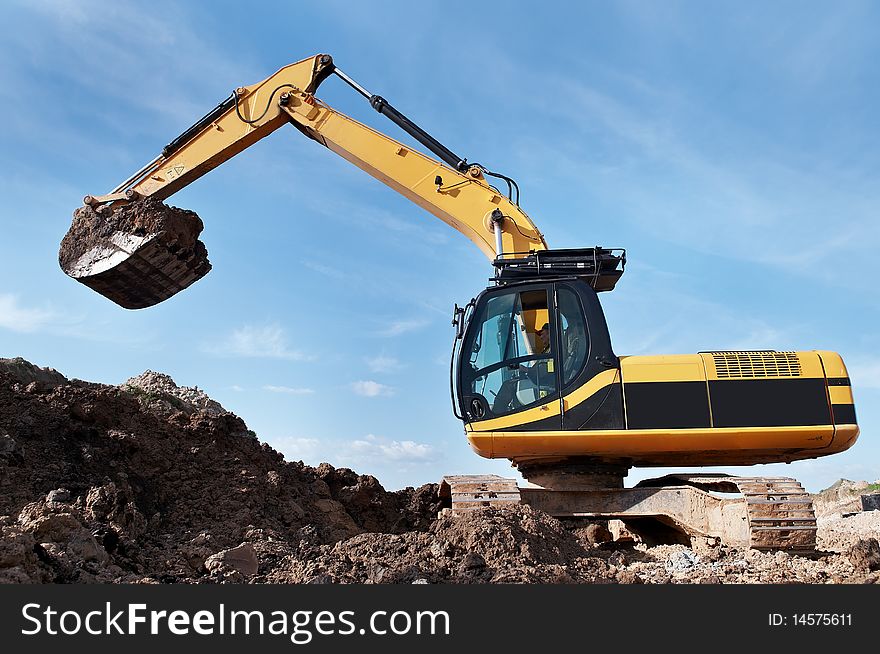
623, 378, 837, 429
565, 383, 625, 431
496, 383, 626, 432
624, 381, 711, 430
827, 377, 851, 386
488, 378, 839, 432
832, 404, 857, 424
708, 378, 831, 427
497, 411, 561, 432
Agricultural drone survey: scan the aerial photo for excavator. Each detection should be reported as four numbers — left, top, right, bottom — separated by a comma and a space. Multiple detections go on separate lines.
61, 54, 859, 553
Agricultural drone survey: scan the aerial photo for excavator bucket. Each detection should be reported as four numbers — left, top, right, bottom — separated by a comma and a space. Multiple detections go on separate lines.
59, 199, 211, 309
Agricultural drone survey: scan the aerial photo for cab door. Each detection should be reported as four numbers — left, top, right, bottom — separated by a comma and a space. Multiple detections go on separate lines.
556, 281, 625, 431
457, 283, 562, 430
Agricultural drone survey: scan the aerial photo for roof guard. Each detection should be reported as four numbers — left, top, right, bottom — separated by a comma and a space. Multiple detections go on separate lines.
492, 247, 626, 291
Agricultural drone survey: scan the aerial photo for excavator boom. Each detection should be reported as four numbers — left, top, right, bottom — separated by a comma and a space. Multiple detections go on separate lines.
63, 54, 547, 309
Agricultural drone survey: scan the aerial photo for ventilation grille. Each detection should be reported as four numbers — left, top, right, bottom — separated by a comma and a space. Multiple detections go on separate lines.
710, 351, 802, 379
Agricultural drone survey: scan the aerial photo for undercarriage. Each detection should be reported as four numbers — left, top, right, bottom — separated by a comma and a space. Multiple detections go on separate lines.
439, 463, 817, 553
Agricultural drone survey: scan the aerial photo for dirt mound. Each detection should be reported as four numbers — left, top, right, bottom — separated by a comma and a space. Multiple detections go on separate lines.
1, 358, 878, 585
264, 506, 609, 584
817, 511, 880, 552
58, 199, 211, 309
0, 357, 67, 388
813, 479, 877, 516
0, 359, 438, 583
122, 371, 229, 418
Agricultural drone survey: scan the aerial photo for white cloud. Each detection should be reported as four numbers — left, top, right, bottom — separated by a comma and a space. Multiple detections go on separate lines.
267, 432, 437, 469
230, 385, 245, 392
204, 323, 312, 361
0, 293, 152, 345
365, 354, 403, 373
351, 380, 394, 397
0, 294, 56, 333
263, 385, 315, 395
374, 319, 428, 337
348, 434, 436, 463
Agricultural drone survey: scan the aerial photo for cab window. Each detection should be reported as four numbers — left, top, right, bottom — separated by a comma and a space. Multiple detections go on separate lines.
463, 288, 557, 417
557, 287, 589, 385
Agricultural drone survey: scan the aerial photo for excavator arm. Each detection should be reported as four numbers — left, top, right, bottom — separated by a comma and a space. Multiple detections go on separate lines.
76, 53, 546, 300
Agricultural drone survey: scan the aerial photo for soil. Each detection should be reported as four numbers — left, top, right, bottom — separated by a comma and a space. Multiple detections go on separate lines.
58, 199, 211, 309
1, 357, 878, 584
59, 199, 207, 278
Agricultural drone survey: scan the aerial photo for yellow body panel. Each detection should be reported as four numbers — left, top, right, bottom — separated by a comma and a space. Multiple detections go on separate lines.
468, 424, 857, 466
816, 350, 849, 378
829, 386, 854, 404
467, 350, 859, 466
618, 354, 705, 382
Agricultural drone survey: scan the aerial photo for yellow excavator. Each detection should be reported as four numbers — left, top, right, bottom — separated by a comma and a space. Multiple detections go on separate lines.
62, 54, 859, 552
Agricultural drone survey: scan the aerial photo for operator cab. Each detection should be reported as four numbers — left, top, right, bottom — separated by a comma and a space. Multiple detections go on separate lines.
451, 248, 625, 427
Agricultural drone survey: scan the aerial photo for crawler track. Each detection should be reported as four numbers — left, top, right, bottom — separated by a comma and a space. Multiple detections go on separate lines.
639, 474, 818, 553
732, 477, 817, 552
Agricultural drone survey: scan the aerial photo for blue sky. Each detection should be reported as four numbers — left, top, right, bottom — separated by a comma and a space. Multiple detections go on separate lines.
1, 0, 878, 491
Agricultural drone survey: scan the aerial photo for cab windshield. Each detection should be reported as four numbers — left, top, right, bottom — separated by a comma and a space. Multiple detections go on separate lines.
462, 288, 556, 417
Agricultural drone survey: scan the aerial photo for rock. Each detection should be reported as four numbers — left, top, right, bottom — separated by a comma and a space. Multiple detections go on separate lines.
93, 527, 120, 554
616, 570, 642, 584
608, 550, 626, 567
0, 358, 67, 388
67, 532, 109, 564
22, 512, 83, 543
205, 543, 259, 577
123, 370, 228, 417
461, 552, 486, 572
46, 489, 71, 504
581, 523, 613, 545
847, 538, 880, 572
313, 499, 361, 540
0, 527, 36, 569
0, 433, 23, 466
430, 540, 453, 558
665, 549, 699, 573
